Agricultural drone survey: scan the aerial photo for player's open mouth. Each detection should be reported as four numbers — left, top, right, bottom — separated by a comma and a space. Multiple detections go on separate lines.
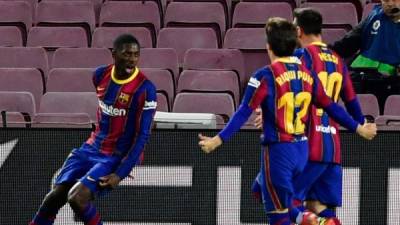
125, 66, 135, 74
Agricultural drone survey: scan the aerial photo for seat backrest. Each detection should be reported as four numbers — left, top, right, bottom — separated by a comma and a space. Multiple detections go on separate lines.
38, 92, 98, 121
0, 68, 44, 109
139, 48, 179, 85
183, 48, 245, 89
177, 70, 240, 107
357, 94, 380, 118
301, 0, 363, 21
321, 28, 347, 45
52, 48, 113, 69
232, 2, 292, 28
384, 95, 400, 116
0, 1, 32, 45
0, 26, 23, 47
241, 0, 297, 9
173, 92, 235, 121
156, 92, 169, 112
0, 91, 36, 118
157, 27, 218, 66
362, 3, 379, 20
164, 2, 226, 47
32, 112, 93, 128
27, 26, 88, 50
92, 27, 153, 48
141, 68, 175, 108
46, 68, 95, 92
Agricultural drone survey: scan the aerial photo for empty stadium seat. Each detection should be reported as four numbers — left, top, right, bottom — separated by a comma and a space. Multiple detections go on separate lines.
164, 2, 226, 47
32, 113, 93, 128
99, 1, 161, 47
0, 26, 23, 47
0, 1, 32, 45
35, 1, 95, 45
0, 91, 36, 125
241, 0, 297, 9
139, 48, 179, 85
46, 0, 103, 25
92, 27, 153, 48
52, 48, 113, 69
300, 0, 363, 21
232, 2, 292, 28
173, 92, 235, 122
0, 68, 44, 109
156, 92, 169, 112
357, 94, 380, 119
177, 70, 240, 107
223, 28, 269, 85
157, 28, 218, 66
321, 28, 347, 45
38, 92, 98, 121
0, 112, 27, 128
141, 68, 175, 109
302, 2, 358, 30
376, 95, 400, 126
46, 68, 95, 92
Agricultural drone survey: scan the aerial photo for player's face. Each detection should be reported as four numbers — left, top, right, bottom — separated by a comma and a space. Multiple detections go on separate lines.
382, 0, 400, 18
114, 43, 140, 76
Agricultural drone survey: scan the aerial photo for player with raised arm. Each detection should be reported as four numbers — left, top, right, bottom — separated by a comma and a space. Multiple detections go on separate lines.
199, 18, 376, 225
29, 34, 157, 225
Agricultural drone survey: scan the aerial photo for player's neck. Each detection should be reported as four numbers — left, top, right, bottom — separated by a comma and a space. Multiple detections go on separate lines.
301, 35, 322, 47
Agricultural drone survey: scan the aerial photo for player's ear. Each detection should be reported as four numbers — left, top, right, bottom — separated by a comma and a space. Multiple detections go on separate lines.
266, 43, 270, 52
296, 26, 302, 38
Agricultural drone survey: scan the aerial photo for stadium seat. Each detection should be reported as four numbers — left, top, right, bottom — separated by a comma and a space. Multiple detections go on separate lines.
164, 2, 226, 47
99, 1, 161, 48
32, 113, 93, 128
139, 48, 179, 85
241, 0, 297, 10
0, 26, 23, 47
157, 28, 218, 66
301, 2, 358, 30
35, 1, 95, 45
173, 92, 235, 122
141, 68, 175, 109
156, 92, 169, 112
223, 28, 269, 85
52, 48, 113, 69
0, 91, 36, 126
183, 48, 245, 90
45, 0, 103, 25
376, 95, 400, 126
300, 0, 363, 22
177, 70, 240, 107
92, 27, 153, 48
46, 68, 95, 92
0, 112, 27, 128
321, 28, 347, 45
362, 2, 379, 20
0, 68, 44, 109
38, 92, 98, 122
0, 1, 32, 46
357, 94, 380, 119
232, 2, 292, 28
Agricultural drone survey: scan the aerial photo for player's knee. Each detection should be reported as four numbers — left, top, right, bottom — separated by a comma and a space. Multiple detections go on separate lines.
67, 185, 91, 210
43, 185, 69, 205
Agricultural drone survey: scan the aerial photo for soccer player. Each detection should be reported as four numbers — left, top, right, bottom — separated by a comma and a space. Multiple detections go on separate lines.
29, 34, 157, 225
289, 8, 367, 225
198, 18, 376, 225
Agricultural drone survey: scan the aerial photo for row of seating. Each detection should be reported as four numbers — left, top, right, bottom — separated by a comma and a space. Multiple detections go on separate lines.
1, 0, 378, 47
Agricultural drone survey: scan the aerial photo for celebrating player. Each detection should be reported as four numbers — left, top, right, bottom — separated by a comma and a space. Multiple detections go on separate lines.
29, 34, 157, 225
199, 18, 376, 225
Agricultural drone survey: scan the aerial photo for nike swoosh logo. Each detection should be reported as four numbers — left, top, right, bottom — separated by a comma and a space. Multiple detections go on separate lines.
0, 139, 18, 168
86, 176, 96, 182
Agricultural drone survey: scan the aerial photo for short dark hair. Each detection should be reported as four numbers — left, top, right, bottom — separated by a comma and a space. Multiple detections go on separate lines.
113, 34, 140, 52
265, 17, 297, 57
293, 8, 323, 35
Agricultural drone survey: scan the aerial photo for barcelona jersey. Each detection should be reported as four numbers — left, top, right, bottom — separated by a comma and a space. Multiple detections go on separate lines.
83, 64, 157, 179
218, 56, 359, 145
295, 42, 364, 164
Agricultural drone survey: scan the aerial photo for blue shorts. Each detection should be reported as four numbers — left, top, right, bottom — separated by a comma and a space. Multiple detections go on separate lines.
251, 141, 308, 212
293, 161, 342, 207
54, 146, 120, 196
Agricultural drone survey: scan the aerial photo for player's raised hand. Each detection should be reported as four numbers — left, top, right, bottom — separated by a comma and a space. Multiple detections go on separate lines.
356, 122, 377, 140
254, 107, 263, 129
198, 133, 222, 154
99, 173, 121, 189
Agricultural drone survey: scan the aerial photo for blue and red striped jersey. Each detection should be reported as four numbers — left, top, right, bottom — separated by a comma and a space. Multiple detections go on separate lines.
218, 57, 360, 145
295, 42, 364, 164
85, 65, 157, 179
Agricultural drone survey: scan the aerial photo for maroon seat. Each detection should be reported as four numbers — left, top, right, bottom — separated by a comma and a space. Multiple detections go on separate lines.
0, 1, 32, 45
362, 3, 379, 20
177, 70, 240, 107
0, 91, 36, 124
183, 48, 245, 90
156, 92, 169, 112
157, 27, 218, 66
0, 26, 23, 47
35, 1, 95, 45
0, 68, 44, 110
38, 92, 98, 122
321, 28, 347, 45
357, 94, 380, 119
46, 68, 95, 92
241, 0, 297, 9
164, 2, 226, 47
223, 28, 269, 85
232, 2, 292, 28
301, 0, 363, 22
99, 1, 161, 48
32, 113, 93, 128
173, 92, 235, 122
141, 68, 175, 109
92, 27, 153, 48
46, 0, 102, 25
52, 48, 113, 69
376, 95, 400, 126
139, 48, 179, 85
1, 112, 27, 128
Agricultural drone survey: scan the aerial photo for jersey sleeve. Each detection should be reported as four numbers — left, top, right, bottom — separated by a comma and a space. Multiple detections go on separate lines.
115, 81, 157, 180
93, 65, 108, 87
218, 70, 268, 142
312, 76, 359, 132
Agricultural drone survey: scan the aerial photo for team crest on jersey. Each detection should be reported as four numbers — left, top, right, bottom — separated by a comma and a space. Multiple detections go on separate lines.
118, 92, 130, 104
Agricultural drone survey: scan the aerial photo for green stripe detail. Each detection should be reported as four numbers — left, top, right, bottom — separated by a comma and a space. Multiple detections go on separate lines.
351, 55, 396, 76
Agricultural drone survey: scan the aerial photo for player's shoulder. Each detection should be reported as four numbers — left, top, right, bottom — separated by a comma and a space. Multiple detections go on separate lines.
294, 48, 306, 58
94, 64, 111, 75
253, 66, 273, 78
